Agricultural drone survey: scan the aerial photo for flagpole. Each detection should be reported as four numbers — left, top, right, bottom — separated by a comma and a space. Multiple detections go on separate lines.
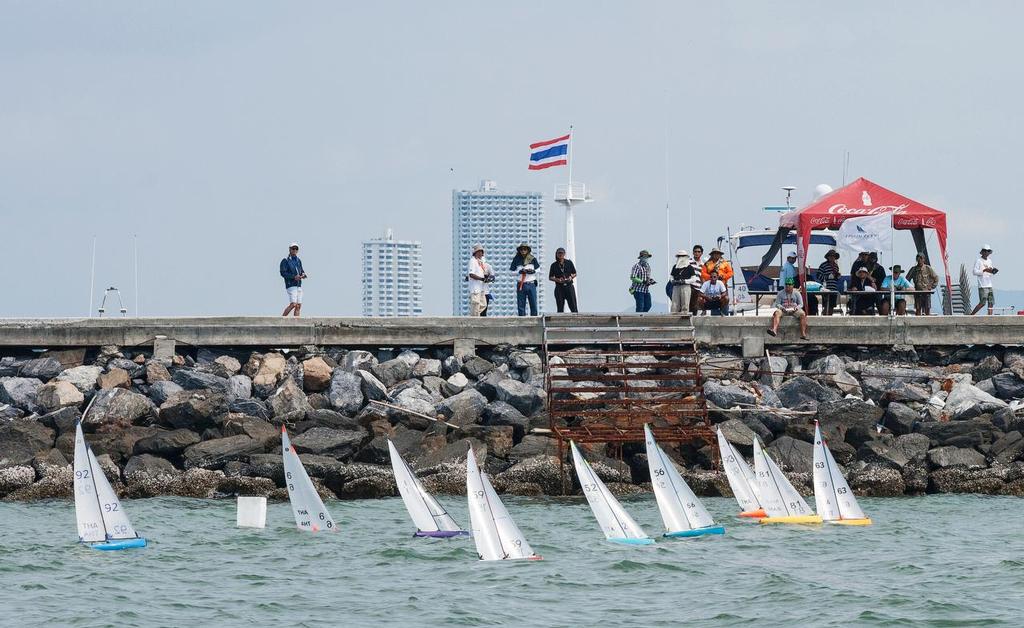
565, 125, 575, 266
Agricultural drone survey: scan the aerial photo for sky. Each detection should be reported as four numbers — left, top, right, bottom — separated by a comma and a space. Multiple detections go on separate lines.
2, 1, 1022, 317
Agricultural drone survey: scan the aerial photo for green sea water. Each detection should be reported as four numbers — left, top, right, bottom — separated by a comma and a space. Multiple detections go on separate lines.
1, 495, 1022, 627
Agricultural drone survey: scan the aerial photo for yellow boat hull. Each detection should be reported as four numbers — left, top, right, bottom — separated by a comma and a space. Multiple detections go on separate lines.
827, 518, 873, 526
758, 515, 823, 525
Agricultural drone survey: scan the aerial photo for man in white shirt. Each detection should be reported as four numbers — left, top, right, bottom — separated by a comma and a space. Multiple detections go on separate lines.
970, 244, 998, 315
698, 269, 729, 315
467, 244, 491, 316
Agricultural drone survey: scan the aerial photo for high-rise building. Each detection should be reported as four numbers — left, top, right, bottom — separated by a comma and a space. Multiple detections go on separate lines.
452, 180, 545, 316
362, 228, 423, 317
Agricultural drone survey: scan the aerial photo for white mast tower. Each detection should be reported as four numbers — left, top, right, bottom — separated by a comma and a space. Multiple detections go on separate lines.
553, 126, 593, 275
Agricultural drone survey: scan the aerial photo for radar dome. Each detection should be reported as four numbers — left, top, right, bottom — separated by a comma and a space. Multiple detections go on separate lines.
812, 184, 833, 200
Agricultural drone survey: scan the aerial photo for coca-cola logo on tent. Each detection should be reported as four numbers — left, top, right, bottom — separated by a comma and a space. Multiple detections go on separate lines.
827, 203, 910, 216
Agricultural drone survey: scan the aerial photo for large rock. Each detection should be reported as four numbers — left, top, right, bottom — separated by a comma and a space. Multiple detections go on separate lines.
182, 435, 263, 469
461, 425, 514, 458
756, 356, 789, 389
149, 380, 184, 405
495, 379, 544, 416
807, 354, 862, 396
290, 427, 368, 459
246, 353, 286, 397
37, 380, 84, 411
341, 350, 377, 373
928, 446, 986, 469
327, 370, 365, 414
173, 369, 231, 395
84, 388, 155, 429
916, 418, 999, 449
133, 428, 202, 458
462, 356, 495, 380
0, 465, 36, 497
436, 389, 488, 427
212, 355, 242, 378
944, 382, 1008, 420
495, 456, 562, 495
356, 370, 389, 402
849, 464, 906, 496
412, 359, 442, 379
776, 376, 841, 410
718, 418, 757, 447
482, 401, 528, 441
703, 380, 756, 409
882, 402, 920, 436
0, 377, 43, 413
991, 373, 1024, 400
371, 358, 412, 388
20, 357, 64, 381
0, 421, 55, 468
766, 435, 814, 472
443, 372, 469, 396
160, 390, 229, 430
267, 378, 313, 419
229, 398, 271, 421
124, 454, 178, 479
302, 357, 332, 392
56, 365, 102, 394
971, 355, 1003, 382
991, 431, 1024, 464
145, 361, 171, 383
508, 435, 558, 462
474, 368, 510, 401
97, 368, 131, 390
509, 351, 543, 370
36, 407, 81, 435
929, 466, 1008, 493
228, 374, 252, 400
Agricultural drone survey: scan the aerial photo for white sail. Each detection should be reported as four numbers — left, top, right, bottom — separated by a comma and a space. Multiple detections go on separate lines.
753, 438, 813, 518
388, 440, 462, 533
87, 446, 137, 539
73, 423, 106, 543
813, 423, 866, 521
571, 442, 650, 542
281, 427, 337, 532
466, 447, 536, 560
644, 425, 715, 533
716, 428, 763, 512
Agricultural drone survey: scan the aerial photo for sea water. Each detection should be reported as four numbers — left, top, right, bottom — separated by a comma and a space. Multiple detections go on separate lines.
1, 495, 1022, 627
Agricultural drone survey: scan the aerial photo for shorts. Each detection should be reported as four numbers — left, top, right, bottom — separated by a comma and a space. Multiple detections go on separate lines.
978, 287, 994, 307
776, 307, 805, 318
286, 286, 303, 304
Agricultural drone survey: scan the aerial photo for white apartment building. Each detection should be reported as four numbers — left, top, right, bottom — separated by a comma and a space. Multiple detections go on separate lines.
362, 229, 423, 317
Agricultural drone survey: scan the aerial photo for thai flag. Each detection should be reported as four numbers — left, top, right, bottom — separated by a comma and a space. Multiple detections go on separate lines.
528, 133, 570, 170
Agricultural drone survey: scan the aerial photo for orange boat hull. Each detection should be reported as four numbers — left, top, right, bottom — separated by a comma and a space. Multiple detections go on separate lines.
739, 509, 767, 518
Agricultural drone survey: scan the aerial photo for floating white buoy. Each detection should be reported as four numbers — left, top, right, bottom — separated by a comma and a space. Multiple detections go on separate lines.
236, 496, 267, 528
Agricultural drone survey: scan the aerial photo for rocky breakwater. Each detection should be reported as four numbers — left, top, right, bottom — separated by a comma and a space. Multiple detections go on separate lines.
0, 344, 562, 502
700, 345, 1024, 497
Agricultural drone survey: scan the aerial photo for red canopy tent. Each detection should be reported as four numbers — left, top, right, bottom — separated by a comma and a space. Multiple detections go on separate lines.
757, 177, 953, 312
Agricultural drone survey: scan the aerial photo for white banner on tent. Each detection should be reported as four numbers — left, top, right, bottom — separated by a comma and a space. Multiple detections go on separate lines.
836, 212, 893, 254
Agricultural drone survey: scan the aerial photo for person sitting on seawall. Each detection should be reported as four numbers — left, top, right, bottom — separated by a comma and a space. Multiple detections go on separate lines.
698, 269, 730, 316
629, 250, 656, 312
510, 242, 541, 316
879, 265, 913, 316
847, 266, 878, 315
766, 277, 809, 340
905, 252, 938, 316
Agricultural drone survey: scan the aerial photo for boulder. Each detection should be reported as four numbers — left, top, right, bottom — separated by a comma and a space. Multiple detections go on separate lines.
20, 357, 65, 381
124, 454, 178, 479
412, 359, 442, 379
882, 402, 920, 436
849, 464, 906, 496
857, 439, 909, 469
37, 380, 84, 411
944, 382, 1007, 420
442, 355, 464, 378
395, 350, 421, 368
892, 433, 931, 463
145, 361, 171, 383
508, 435, 558, 462
326, 370, 365, 414
149, 380, 184, 405
356, 370, 389, 402
916, 418, 998, 450
0, 377, 43, 412
173, 369, 231, 395
993, 432, 1024, 465
290, 427, 368, 459
494, 456, 562, 495
509, 351, 543, 370
225, 374, 251, 401
929, 466, 1008, 494
387, 393, 440, 430
220, 415, 278, 446
776, 376, 841, 410
268, 378, 313, 419
417, 437, 487, 469
482, 401, 529, 442
807, 354, 861, 396
97, 368, 131, 390
971, 355, 1003, 382
160, 390, 229, 431
928, 446, 986, 469
462, 356, 495, 380
766, 435, 814, 472
461, 425, 514, 458
182, 435, 263, 469
0, 465, 36, 497
36, 407, 81, 435
444, 372, 470, 396
85, 388, 155, 429
56, 365, 102, 394
436, 389, 488, 427
756, 356, 789, 389
246, 353, 286, 397
495, 379, 544, 416
212, 355, 242, 377
133, 428, 202, 458
341, 350, 377, 373
302, 357, 332, 392
718, 418, 757, 448
229, 398, 271, 421
371, 358, 412, 388
474, 368, 510, 401
0, 421, 55, 468
703, 380, 756, 409
991, 373, 1024, 400
70, 426, 159, 464
991, 407, 1023, 433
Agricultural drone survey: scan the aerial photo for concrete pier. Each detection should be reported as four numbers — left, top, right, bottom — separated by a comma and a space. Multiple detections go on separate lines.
0, 315, 1021, 351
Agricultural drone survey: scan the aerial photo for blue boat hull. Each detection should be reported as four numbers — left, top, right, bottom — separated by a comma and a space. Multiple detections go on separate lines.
90, 538, 147, 551
608, 537, 656, 546
414, 530, 470, 539
664, 526, 726, 539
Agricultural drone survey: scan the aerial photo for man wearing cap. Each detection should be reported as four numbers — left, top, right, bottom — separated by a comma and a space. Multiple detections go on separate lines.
669, 250, 695, 313
630, 250, 656, 312
700, 247, 734, 283
816, 249, 841, 316
467, 244, 492, 316
548, 247, 578, 313
849, 251, 870, 280
510, 243, 541, 316
971, 245, 998, 315
698, 269, 730, 315
780, 252, 800, 288
906, 253, 938, 315
848, 266, 878, 315
766, 278, 809, 339
280, 243, 307, 317
880, 265, 913, 316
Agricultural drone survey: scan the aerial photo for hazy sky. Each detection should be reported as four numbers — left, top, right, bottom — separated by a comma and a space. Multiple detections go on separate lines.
3, 1, 1021, 317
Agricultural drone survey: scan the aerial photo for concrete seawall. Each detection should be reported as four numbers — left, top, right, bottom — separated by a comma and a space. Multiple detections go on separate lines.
1, 315, 1022, 353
